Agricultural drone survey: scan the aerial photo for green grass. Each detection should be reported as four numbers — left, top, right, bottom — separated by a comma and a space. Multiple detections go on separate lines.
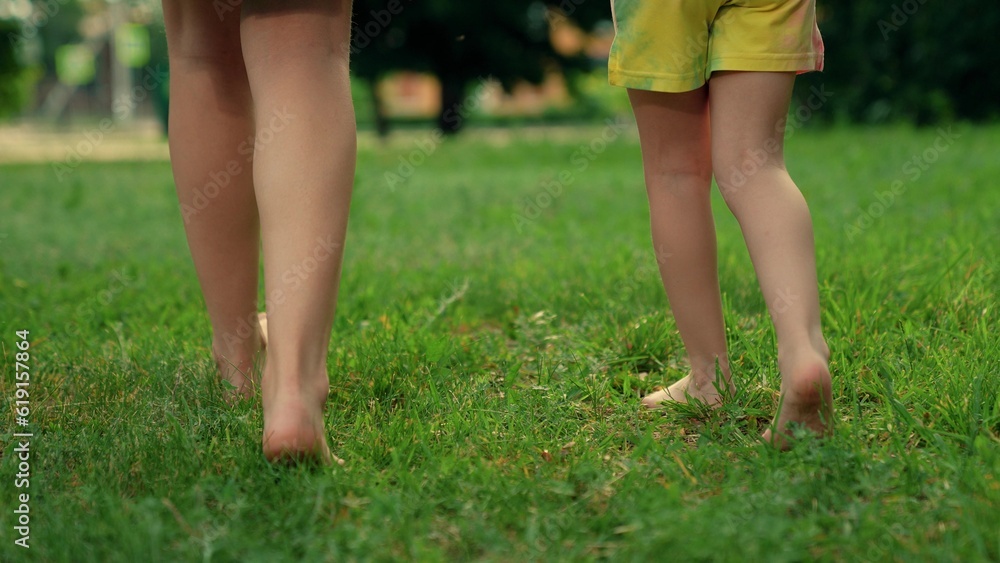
1, 123, 999, 561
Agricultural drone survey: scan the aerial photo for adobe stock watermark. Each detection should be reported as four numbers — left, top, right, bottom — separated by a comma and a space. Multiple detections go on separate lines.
11, 329, 33, 550
180, 107, 296, 223
51, 64, 169, 182
879, 0, 930, 40
220, 235, 343, 350
768, 287, 801, 318
512, 116, 631, 232
718, 84, 833, 197
345, 0, 416, 55
844, 126, 960, 241
616, 245, 674, 300
425, 278, 470, 327
65, 269, 136, 339
383, 76, 494, 192
544, 0, 591, 24
5, 0, 72, 50
211, 0, 239, 19
665, 6, 742, 74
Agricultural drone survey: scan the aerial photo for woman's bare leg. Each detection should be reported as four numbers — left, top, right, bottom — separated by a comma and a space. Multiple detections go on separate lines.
709, 71, 833, 447
163, 0, 264, 400
628, 88, 733, 408
240, 0, 356, 463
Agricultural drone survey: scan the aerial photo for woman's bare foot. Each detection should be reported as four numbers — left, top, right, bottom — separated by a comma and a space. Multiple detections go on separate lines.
213, 313, 268, 401
261, 366, 333, 465
641, 372, 734, 409
762, 354, 833, 449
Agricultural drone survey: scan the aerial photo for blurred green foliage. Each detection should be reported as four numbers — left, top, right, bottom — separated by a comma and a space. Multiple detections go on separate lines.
349, 0, 612, 133
797, 0, 1000, 123
0, 19, 30, 118
2, 1, 998, 126
1, 0, 86, 119
348, 0, 1000, 128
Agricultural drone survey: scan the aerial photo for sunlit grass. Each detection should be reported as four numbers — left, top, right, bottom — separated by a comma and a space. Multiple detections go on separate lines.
1, 123, 998, 561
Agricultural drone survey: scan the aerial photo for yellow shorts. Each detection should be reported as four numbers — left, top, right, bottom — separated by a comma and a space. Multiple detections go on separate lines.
609, 0, 824, 92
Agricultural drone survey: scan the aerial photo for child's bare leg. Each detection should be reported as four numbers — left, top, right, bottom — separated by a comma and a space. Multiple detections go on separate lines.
241, 0, 355, 463
163, 0, 264, 399
709, 71, 833, 446
628, 88, 733, 408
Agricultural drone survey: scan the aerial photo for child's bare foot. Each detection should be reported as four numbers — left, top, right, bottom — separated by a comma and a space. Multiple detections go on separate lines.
763, 355, 833, 449
261, 367, 333, 465
641, 373, 734, 409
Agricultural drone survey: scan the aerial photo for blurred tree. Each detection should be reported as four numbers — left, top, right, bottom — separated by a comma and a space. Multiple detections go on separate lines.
1, 1, 86, 120
349, 0, 611, 135
351, 0, 1000, 130
0, 19, 27, 117
7, 0, 999, 127
2, 1, 167, 122
796, 0, 1000, 124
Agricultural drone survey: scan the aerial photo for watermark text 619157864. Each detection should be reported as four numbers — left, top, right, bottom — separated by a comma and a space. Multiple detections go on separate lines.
12, 330, 33, 549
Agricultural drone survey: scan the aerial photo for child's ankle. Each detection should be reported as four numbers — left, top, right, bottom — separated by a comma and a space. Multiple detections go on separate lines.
690, 359, 731, 384
778, 338, 827, 365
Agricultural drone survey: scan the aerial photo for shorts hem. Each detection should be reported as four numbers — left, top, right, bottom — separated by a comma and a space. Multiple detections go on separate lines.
610, 53, 824, 93
608, 68, 705, 93
708, 53, 824, 74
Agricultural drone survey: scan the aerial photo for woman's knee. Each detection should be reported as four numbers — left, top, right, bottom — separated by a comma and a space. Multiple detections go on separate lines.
644, 153, 713, 198
163, 0, 244, 65
240, 0, 351, 65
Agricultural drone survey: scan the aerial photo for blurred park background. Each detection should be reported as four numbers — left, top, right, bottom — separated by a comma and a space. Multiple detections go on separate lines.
1, 0, 999, 154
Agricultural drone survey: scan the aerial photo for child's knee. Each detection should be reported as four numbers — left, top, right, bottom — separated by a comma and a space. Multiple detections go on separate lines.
713, 146, 785, 201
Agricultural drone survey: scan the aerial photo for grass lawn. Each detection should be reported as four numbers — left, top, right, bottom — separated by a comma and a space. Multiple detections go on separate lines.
1, 123, 998, 561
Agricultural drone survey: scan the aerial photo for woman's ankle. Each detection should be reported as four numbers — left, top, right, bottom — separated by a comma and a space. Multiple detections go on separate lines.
212, 317, 265, 362
262, 359, 329, 400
